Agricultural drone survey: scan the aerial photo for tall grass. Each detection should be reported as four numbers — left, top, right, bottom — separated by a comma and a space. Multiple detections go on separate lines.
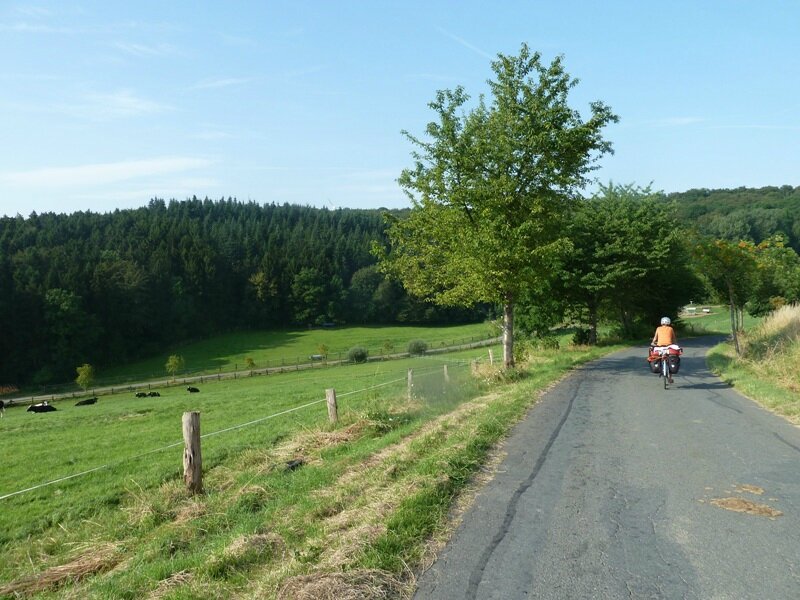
707, 303, 800, 423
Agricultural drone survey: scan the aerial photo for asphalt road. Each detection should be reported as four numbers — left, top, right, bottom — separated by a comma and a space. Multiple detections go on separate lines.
414, 338, 800, 599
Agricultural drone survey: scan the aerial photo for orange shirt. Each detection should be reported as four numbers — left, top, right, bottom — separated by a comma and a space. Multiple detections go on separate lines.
653, 325, 677, 346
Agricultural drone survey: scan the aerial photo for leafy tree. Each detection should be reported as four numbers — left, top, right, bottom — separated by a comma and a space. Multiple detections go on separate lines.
244, 357, 256, 370
75, 363, 95, 393
693, 239, 759, 355
165, 354, 185, 380
380, 44, 617, 367
291, 267, 327, 324
561, 183, 700, 342
745, 235, 800, 316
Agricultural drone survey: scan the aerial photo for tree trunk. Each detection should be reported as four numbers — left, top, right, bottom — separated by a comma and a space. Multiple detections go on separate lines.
728, 282, 741, 356
503, 299, 515, 368
588, 302, 598, 345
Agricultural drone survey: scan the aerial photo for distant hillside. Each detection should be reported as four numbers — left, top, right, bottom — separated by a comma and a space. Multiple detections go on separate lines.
0, 199, 478, 385
669, 186, 800, 250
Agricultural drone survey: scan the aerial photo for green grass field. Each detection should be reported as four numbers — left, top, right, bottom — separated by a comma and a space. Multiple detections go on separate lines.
90, 322, 495, 386
0, 345, 497, 544
0, 330, 625, 599
680, 305, 760, 336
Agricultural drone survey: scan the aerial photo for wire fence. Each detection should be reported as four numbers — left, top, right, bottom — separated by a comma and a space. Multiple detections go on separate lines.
4, 335, 499, 407
0, 358, 479, 503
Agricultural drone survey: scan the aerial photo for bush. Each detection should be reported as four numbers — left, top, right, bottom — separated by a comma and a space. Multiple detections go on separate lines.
513, 338, 534, 363
534, 335, 560, 350
407, 339, 428, 356
347, 346, 369, 363
571, 328, 592, 345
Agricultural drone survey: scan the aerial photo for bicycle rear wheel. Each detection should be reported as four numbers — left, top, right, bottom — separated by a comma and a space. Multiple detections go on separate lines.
662, 358, 669, 389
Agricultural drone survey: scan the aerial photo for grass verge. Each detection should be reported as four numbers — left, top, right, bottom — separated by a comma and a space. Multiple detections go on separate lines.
706, 304, 800, 425
0, 342, 621, 599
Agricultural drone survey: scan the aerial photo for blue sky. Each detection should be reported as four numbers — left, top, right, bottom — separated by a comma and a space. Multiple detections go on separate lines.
1, 1, 798, 217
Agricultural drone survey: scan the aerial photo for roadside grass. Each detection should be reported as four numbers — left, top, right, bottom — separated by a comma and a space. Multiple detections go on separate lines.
706, 304, 800, 424
0, 341, 623, 599
0, 346, 496, 545
95, 322, 495, 386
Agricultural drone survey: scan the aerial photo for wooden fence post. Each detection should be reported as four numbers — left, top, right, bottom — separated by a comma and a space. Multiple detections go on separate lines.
182, 412, 203, 494
407, 368, 413, 401
326, 388, 338, 424
443, 364, 450, 384
488, 349, 494, 366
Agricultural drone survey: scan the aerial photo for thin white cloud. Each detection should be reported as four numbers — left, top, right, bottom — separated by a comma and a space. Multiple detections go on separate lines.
0, 157, 213, 188
436, 27, 493, 60
405, 72, 460, 83
219, 33, 258, 48
653, 117, 705, 127
0, 21, 78, 34
191, 77, 255, 90
65, 90, 171, 119
15, 6, 55, 18
191, 130, 233, 141
113, 41, 177, 57
712, 124, 800, 131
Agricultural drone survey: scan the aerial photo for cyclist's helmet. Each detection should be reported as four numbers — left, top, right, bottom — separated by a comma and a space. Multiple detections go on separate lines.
660, 317, 671, 325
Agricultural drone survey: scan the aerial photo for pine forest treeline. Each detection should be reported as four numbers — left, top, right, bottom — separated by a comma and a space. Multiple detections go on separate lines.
0, 198, 480, 386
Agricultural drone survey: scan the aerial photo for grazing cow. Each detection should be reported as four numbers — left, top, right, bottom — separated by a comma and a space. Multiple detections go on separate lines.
0, 400, 5, 417
27, 401, 57, 413
75, 397, 97, 406
187, 386, 200, 393
135, 392, 148, 398
147, 391, 160, 397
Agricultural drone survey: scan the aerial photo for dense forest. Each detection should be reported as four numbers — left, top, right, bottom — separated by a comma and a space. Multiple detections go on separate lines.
3, 185, 800, 387
0, 199, 482, 386
670, 185, 800, 250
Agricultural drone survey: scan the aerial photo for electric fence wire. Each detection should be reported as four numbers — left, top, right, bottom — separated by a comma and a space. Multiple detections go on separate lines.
0, 373, 420, 502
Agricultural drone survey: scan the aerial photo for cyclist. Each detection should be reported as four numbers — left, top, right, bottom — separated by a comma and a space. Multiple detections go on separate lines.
651, 317, 678, 383
651, 316, 677, 347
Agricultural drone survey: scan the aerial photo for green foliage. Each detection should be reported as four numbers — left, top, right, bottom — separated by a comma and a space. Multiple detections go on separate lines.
0, 201, 487, 386
347, 346, 369, 363
75, 363, 95, 392
572, 328, 592, 345
692, 238, 760, 353
381, 43, 617, 368
244, 357, 256, 370
407, 339, 428, 356
558, 182, 702, 342
671, 185, 800, 251
164, 354, 185, 379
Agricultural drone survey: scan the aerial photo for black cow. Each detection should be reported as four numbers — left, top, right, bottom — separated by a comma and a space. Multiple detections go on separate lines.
148, 391, 161, 397
75, 397, 97, 406
135, 392, 148, 398
187, 386, 200, 393
27, 402, 56, 413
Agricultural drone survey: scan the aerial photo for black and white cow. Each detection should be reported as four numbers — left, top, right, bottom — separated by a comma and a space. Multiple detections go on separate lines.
187, 386, 200, 393
135, 391, 148, 398
27, 401, 56, 413
148, 391, 161, 397
0, 399, 5, 417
